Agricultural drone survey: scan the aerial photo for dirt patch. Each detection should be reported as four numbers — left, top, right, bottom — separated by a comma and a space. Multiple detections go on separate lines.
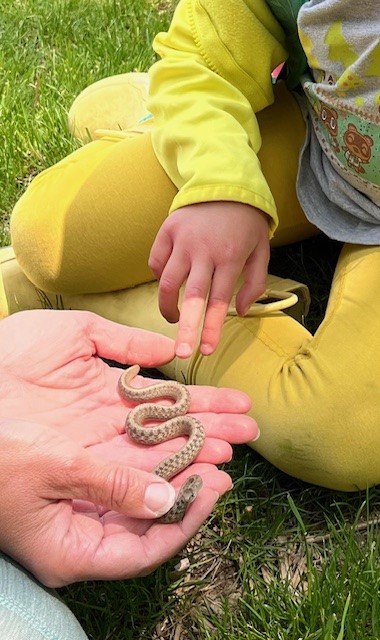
152, 527, 242, 639
149, 0, 177, 15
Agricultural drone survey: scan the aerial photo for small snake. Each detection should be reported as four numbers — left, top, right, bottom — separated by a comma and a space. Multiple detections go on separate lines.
118, 365, 205, 523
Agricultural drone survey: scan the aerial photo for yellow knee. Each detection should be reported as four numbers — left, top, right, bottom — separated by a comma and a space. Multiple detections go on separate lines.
68, 72, 150, 142
11, 131, 175, 294
251, 408, 380, 492
176, 310, 380, 493
11, 139, 120, 292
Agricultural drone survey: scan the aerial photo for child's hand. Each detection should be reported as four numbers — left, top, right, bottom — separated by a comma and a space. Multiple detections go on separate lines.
149, 202, 270, 357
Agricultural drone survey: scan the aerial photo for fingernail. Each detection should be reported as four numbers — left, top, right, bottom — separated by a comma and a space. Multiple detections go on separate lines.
176, 343, 191, 358
252, 428, 261, 442
145, 482, 176, 516
201, 343, 213, 356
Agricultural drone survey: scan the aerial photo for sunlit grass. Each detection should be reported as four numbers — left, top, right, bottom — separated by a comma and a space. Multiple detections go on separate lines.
0, 0, 170, 240
2, 2, 379, 639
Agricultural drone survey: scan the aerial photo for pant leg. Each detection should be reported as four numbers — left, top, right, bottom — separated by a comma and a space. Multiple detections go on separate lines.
102, 243, 380, 492
10, 131, 177, 294
0, 553, 88, 640
184, 242, 380, 492
10, 80, 316, 295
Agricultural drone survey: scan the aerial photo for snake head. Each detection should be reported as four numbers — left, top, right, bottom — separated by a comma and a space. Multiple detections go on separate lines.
157, 474, 203, 524
181, 474, 203, 503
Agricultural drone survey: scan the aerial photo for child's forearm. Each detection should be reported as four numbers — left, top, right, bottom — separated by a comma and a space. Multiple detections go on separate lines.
148, 0, 288, 235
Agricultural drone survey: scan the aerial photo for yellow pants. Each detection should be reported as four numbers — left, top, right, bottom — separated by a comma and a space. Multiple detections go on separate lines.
8, 76, 380, 491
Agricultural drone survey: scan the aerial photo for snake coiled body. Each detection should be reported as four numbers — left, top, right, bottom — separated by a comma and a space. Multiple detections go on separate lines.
118, 365, 205, 523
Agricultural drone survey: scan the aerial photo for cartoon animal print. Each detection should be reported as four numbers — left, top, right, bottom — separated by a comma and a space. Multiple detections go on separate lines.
342, 123, 373, 174
320, 104, 340, 152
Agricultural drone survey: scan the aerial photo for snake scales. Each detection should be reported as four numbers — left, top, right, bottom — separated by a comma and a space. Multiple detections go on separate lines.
118, 365, 205, 523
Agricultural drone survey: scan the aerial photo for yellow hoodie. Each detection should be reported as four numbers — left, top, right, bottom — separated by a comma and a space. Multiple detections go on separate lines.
148, 0, 289, 235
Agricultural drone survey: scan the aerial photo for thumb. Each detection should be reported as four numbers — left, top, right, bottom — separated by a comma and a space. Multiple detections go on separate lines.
54, 450, 176, 520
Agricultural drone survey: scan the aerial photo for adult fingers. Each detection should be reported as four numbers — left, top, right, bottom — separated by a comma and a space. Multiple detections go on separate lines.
52, 450, 176, 520
60, 487, 221, 584
85, 312, 176, 367
78, 466, 231, 581
100, 466, 232, 579
117, 367, 255, 415
187, 384, 253, 414
191, 412, 259, 444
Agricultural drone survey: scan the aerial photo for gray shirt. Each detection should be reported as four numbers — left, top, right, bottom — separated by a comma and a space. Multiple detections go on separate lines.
295, 0, 380, 244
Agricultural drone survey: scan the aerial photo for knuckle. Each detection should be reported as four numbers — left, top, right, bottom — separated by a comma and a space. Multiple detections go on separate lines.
208, 293, 229, 308
108, 466, 136, 511
159, 275, 180, 296
148, 254, 162, 275
184, 284, 207, 300
179, 318, 196, 333
220, 241, 238, 262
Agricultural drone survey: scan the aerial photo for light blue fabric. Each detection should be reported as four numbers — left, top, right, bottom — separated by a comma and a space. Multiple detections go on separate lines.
0, 553, 88, 640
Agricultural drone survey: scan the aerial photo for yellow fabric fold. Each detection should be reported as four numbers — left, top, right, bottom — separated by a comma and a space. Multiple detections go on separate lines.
148, 0, 288, 235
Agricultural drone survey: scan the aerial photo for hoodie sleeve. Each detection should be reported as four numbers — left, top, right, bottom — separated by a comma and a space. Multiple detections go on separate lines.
148, 0, 288, 235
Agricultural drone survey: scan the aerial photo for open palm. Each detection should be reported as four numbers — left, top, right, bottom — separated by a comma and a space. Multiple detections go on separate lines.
0, 310, 257, 586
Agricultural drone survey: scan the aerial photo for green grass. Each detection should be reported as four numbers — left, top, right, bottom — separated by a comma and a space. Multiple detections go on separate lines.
2, 2, 380, 639
59, 452, 380, 640
0, 0, 172, 242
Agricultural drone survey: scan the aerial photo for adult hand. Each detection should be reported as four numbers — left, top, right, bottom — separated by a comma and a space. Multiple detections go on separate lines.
149, 201, 270, 358
0, 310, 258, 587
